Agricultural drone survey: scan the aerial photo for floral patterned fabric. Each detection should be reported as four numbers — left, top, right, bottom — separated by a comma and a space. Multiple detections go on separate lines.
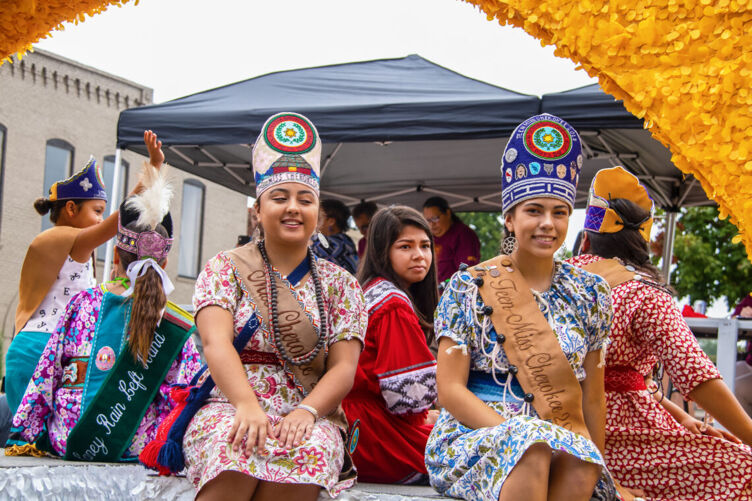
10, 287, 202, 458
184, 251, 367, 497
425, 261, 617, 501
570, 254, 752, 501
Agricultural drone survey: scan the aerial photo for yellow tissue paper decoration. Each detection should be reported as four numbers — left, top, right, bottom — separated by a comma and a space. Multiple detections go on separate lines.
464, 0, 752, 259
0, 0, 138, 64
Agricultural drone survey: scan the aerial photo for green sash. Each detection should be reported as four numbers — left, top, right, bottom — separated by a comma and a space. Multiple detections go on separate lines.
65, 292, 194, 462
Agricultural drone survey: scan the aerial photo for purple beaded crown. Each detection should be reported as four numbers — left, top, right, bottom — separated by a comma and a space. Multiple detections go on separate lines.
116, 202, 174, 262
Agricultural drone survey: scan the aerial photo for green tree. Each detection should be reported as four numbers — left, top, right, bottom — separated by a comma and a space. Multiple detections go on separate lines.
459, 212, 502, 262
671, 206, 752, 306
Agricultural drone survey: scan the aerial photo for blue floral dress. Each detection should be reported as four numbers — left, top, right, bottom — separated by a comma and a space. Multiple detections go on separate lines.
425, 261, 617, 501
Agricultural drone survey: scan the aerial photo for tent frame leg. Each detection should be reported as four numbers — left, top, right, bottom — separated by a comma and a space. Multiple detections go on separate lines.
103, 149, 123, 281
661, 211, 678, 283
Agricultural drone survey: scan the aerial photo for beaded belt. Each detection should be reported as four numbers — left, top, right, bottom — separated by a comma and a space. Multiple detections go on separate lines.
466, 370, 524, 402
604, 365, 647, 392
240, 350, 281, 366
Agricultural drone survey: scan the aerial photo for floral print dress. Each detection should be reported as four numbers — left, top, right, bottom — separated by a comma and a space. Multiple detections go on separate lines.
570, 254, 752, 501
10, 287, 202, 457
425, 261, 617, 501
183, 252, 367, 497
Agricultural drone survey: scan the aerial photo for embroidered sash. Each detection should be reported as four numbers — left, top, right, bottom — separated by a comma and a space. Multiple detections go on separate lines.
226, 244, 355, 480
470, 256, 591, 439
65, 293, 193, 462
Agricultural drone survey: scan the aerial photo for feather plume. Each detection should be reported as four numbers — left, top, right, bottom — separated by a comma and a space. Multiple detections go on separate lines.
125, 162, 173, 230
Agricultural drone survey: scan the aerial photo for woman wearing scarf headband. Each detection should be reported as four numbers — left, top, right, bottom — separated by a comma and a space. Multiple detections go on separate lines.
182, 113, 367, 500
569, 166, 752, 500
7, 161, 202, 461
425, 114, 621, 501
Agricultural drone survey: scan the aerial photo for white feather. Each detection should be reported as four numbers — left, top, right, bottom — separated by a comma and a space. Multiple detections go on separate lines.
125, 162, 173, 230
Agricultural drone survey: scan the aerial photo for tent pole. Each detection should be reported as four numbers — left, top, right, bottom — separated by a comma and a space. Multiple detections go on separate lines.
661, 211, 678, 283
103, 148, 123, 282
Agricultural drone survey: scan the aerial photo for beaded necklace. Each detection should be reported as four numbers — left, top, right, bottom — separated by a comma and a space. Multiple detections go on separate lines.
257, 240, 328, 366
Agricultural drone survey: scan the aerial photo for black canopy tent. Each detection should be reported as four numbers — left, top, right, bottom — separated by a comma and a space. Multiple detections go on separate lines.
108, 54, 712, 278
115, 54, 709, 212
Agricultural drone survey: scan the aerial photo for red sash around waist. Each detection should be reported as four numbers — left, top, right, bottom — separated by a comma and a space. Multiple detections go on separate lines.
605, 365, 647, 393
240, 350, 281, 366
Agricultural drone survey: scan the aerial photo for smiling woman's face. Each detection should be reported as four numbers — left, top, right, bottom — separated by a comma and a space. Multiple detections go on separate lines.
256, 183, 319, 247
505, 198, 570, 259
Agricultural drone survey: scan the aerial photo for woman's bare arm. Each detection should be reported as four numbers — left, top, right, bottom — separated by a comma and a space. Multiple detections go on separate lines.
436, 337, 505, 429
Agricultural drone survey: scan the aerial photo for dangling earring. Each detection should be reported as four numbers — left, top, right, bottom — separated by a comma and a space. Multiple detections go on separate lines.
501, 232, 518, 255
317, 231, 330, 249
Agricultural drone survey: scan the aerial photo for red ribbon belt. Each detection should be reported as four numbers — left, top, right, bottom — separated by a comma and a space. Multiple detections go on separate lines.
604, 365, 647, 392
240, 350, 281, 366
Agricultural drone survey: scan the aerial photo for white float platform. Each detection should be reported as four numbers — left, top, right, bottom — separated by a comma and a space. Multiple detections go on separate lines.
0, 449, 447, 500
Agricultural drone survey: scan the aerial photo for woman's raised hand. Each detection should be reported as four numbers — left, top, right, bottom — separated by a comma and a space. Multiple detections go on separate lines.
143, 130, 164, 169
229, 400, 276, 456
275, 408, 316, 449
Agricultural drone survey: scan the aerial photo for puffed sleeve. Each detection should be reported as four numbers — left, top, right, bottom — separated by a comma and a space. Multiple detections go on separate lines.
9, 290, 90, 446
434, 271, 473, 349
321, 261, 367, 346
633, 287, 721, 397
192, 252, 241, 316
372, 299, 437, 415
586, 273, 613, 353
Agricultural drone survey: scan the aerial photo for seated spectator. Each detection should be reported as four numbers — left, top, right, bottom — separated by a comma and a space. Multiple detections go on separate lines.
352, 201, 378, 258
422, 196, 480, 285
342, 206, 438, 484
312, 199, 359, 274
7, 170, 201, 461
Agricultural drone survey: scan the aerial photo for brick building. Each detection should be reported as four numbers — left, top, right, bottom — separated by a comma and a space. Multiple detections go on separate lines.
0, 49, 248, 367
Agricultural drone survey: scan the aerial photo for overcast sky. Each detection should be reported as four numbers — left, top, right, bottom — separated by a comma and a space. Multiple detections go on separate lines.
34, 0, 596, 102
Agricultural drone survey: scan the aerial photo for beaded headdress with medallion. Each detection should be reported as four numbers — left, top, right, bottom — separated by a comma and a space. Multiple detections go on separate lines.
252, 112, 322, 198
500, 113, 583, 214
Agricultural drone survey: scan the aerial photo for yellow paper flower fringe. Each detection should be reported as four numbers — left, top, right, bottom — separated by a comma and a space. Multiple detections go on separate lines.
4, 443, 49, 458
0, 0, 138, 64
464, 0, 752, 258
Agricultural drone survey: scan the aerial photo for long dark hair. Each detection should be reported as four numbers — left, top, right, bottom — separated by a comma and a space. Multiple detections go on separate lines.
357, 206, 439, 344
116, 221, 170, 366
586, 198, 666, 285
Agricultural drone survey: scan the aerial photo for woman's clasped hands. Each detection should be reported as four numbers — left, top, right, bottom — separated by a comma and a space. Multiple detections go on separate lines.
228, 400, 316, 456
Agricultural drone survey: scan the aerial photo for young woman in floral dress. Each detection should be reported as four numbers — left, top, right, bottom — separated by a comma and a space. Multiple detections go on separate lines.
570, 166, 752, 501
182, 113, 367, 500
425, 114, 621, 501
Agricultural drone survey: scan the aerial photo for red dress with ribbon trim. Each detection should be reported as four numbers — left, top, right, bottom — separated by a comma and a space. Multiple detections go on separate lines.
342, 278, 437, 484
569, 254, 752, 501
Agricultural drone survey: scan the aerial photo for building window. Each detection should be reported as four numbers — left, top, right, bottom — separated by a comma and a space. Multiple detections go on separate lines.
0, 124, 6, 235
96, 155, 130, 261
178, 180, 205, 278
42, 139, 74, 231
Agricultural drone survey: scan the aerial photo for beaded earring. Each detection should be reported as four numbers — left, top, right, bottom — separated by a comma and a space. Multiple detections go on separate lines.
501, 232, 518, 255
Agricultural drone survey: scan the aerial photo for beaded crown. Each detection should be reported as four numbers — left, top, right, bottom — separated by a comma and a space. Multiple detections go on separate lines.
116, 204, 174, 262
49, 157, 107, 202
501, 114, 583, 213
584, 166, 654, 242
252, 112, 322, 197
